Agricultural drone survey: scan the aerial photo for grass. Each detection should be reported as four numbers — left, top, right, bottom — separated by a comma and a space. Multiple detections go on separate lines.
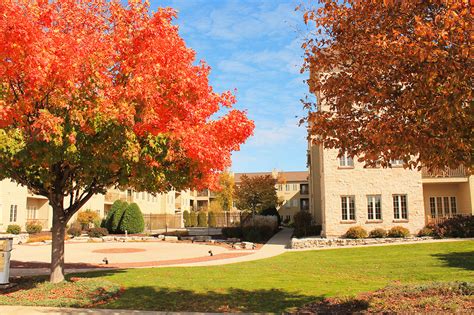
64, 240, 474, 313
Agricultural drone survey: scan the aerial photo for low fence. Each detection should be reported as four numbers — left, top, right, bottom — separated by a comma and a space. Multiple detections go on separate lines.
143, 213, 183, 232
426, 214, 472, 225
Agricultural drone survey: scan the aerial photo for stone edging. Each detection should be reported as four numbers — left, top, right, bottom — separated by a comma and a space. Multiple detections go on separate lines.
290, 236, 439, 249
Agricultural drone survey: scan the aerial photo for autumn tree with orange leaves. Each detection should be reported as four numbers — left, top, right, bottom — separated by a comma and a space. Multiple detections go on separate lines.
0, 0, 254, 282
301, 0, 472, 171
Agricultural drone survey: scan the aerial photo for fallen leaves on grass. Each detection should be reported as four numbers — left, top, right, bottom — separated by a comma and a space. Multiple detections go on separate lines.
297, 282, 474, 313
0, 277, 122, 308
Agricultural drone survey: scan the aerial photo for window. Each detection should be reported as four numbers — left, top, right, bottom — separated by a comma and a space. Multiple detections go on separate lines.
293, 184, 298, 191
293, 199, 298, 207
429, 196, 457, 218
393, 195, 408, 220
300, 184, 309, 195
285, 184, 290, 191
300, 198, 309, 211
277, 184, 283, 191
10, 205, 17, 222
341, 196, 355, 221
27, 206, 37, 220
367, 195, 381, 220
339, 152, 354, 167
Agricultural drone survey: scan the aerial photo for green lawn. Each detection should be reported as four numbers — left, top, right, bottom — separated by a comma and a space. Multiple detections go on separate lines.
77, 241, 474, 313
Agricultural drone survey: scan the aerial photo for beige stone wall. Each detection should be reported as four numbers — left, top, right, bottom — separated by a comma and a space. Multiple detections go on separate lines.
320, 149, 425, 237
0, 179, 28, 232
309, 143, 323, 225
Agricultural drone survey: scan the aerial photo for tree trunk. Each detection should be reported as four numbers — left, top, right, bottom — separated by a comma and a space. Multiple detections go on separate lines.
50, 209, 66, 283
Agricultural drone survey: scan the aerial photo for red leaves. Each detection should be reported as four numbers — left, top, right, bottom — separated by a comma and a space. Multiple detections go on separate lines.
0, 0, 254, 189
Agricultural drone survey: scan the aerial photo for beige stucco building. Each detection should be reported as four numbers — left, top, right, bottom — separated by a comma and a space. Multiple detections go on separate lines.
0, 179, 180, 232
234, 170, 309, 221
308, 142, 473, 237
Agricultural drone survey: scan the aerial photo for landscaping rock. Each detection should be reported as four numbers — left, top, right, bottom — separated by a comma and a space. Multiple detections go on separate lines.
193, 235, 211, 242
102, 236, 115, 242
164, 236, 178, 242
141, 236, 155, 241
242, 242, 255, 249
290, 236, 436, 249
4, 233, 29, 245
158, 234, 165, 240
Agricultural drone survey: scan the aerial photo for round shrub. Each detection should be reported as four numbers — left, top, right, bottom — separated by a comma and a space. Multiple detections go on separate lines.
183, 210, 190, 227
388, 226, 410, 238
208, 212, 217, 227
197, 212, 207, 227
117, 203, 144, 234
369, 228, 386, 238
260, 207, 281, 226
6, 224, 21, 234
67, 226, 82, 237
87, 227, 109, 238
344, 226, 368, 239
417, 226, 434, 237
26, 221, 43, 234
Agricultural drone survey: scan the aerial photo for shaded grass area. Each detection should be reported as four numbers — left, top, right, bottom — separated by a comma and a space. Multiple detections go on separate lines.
8, 241, 474, 312
0, 277, 121, 307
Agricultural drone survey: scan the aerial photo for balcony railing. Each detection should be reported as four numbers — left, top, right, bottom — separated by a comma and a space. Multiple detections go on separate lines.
422, 165, 467, 178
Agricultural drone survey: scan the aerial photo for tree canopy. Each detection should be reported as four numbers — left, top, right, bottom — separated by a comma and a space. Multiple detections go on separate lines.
214, 171, 235, 211
301, 0, 472, 171
0, 0, 253, 282
234, 175, 279, 213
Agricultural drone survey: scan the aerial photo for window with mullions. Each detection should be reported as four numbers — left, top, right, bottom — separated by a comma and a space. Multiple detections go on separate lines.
367, 195, 382, 220
393, 195, 408, 220
341, 196, 355, 221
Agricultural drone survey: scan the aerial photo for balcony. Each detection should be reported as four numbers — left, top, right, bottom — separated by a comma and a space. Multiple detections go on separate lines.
422, 166, 468, 183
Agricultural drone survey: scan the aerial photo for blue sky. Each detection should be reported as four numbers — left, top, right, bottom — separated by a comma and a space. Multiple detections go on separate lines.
153, 0, 311, 173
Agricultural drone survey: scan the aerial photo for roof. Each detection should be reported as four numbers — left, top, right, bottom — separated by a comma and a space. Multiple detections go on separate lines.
233, 171, 308, 183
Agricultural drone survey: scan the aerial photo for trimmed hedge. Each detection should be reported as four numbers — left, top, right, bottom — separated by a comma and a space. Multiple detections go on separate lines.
345, 226, 368, 239
208, 212, 217, 227
222, 227, 243, 239
261, 207, 281, 226
105, 200, 128, 233
26, 221, 42, 234
369, 228, 386, 238
183, 210, 190, 227
189, 211, 198, 227
197, 212, 207, 227
6, 224, 21, 234
67, 226, 82, 237
87, 227, 109, 238
388, 226, 410, 238
293, 211, 319, 238
117, 203, 145, 234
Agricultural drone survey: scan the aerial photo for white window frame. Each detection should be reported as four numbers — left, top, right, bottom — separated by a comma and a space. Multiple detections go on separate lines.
367, 195, 382, 220
393, 195, 408, 220
339, 152, 354, 167
10, 205, 17, 222
341, 196, 355, 221
429, 196, 457, 218
27, 206, 37, 220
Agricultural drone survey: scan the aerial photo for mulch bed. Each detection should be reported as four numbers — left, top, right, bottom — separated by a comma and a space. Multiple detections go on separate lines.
11, 251, 253, 269
297, 282, 474, 313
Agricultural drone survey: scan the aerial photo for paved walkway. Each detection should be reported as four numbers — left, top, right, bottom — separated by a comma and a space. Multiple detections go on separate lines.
10, 228, 293, 277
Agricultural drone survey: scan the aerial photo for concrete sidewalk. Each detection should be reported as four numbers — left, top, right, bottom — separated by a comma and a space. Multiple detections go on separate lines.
0, 305, 253, 315
10, 228, 293, 277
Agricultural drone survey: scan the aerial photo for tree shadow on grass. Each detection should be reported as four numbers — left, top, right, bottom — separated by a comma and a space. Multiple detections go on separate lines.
101, 286, 324, 313
432, 251, 474, 271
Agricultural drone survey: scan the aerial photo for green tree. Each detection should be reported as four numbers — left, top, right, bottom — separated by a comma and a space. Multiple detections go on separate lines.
108, 201, 128, 233
234, 175, 279, 215
189, 211, 198, 227
197, 212, 208, 227
117, 203, 144, 234
214, 171, 234, 211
